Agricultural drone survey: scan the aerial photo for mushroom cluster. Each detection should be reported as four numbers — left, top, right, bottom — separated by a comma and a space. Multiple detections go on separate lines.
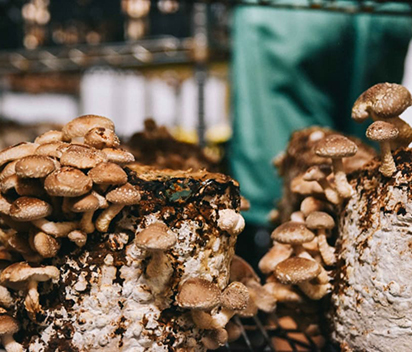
0, 114, 247, 351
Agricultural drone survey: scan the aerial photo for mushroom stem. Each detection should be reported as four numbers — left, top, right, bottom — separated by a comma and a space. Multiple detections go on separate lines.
32, 218, 78, 237
146, 251, 173, 295
2, 334, 23, 352
332, 158, 352, 198
95, 204, 124, 232
317, 178, 341, 205
80, 211, 95, 234
379, 141, 397, 177
24, 280, 40, 320
191, 309, 234, 330
317, 231, 336, 266
68, 230, 87, 247
298, 281, 331, 300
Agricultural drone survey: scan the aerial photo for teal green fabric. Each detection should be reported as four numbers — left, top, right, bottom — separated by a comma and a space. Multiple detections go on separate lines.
230, 5, 412, 225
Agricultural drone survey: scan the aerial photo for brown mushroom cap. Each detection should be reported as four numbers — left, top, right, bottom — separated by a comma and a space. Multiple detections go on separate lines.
44, 167, 92, 197
271, 222, 315, 245
88, 162, 128, 185
84, 127, 120, 149
134, 222, 176, 251
69, 193, 100, 213
0, 315, 19, 335
220, 282, 249, 311
106, 183, 140, 205
274, 257, 321, 285
230, 255, 260, 284
15, 155, 55, 178
315, 135, 358, 159
60, 144, 107, 169
176, 278, 221, 310
62, 115, 115, 140
35, 141, 68, 158
303, 165, 331, 182
0, 142, 38, 168
305, 211, 335, 230
34, 130, 64, 144
9, 197, 52, 222
102, 147, 135, 164
366, 121, 399, 142
352, 83, 412, 121
0, 262, 60, 287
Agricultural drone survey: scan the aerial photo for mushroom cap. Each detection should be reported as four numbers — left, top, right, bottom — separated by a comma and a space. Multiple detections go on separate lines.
0, 262, 60, 286
176, 278, 221, 310
60, 144, 108, 169
221, 281, 249, 311
303, 165, 331, 182
315, 135, 358, 159
15, 155, 55, 178
134, 222, 176, 251
305, 211, 335, 230
230, 255, 260, 284
352, 83, 412, 121
32, 232, 60, 258
274, 257, 321, 284
62, 115, 115, 140
106, 183, 141, 205
9, 197, 52, 222
0, 315, 19, 335
84, 127, 120, 149
35, 141, 69, 158
271, 222, 315, 245
69, 193, 100, 213
0, 142, 38, 167
44, 167, 92, 197
88, 162, 128, 185
366, 121, 399, 142
34, 130, 64, 144
102, 147, 135, 164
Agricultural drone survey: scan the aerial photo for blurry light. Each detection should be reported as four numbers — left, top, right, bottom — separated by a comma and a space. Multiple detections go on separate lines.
86, 31, 101, 45
124, 0, 150, 18
158, 0, 179, 14
36, 8, 50, 25
127, 19, 146, 40
24, 34, 39, 49
22, 3, 36, 21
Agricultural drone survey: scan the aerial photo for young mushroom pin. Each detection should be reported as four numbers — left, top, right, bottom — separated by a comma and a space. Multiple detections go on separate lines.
366, 121, 399, 177
315, 135, 357, 198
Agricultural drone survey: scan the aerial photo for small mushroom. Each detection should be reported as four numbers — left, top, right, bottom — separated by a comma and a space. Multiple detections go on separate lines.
217, 209, 245, 236
300, 196, 331, 217
263, 281, 304, 303
35, 141, 68, 158
60, 144, 107, 169
44, 167, 92, 197
9, 197, 52, 222
230, 255, 260, 285
0, 315, 22, 352
34, 130, 64, 144
32, 218, 78, 237
240, 196, 250, 211
95, 183, 141, 232
0, 287, 12, 309
62, 115, 115, 141
258, 242, 293, 275
176, 278, 221, 311
366, 121, 399, 177
15, 155, 55, 179
0, 142, 38, 168
315, 135, 357, 198
31, 231, 60, 258
134, 222, 176, 294
88, 162, 128, 186
290, 211, 305, 223
274, 257, 321, 285
84, 127, 120, 149
271, 222, 315, 248
303, 166, 341, 205
69, 193, 100, 234
202, 328, 228, 350
226, 321, 242, 343
306, 211, 336, 265
67, 230, 88, 247
290, 174, 324, 195
245, 280, 277, 313
101, 147, 135, 165
0, 262, 59, 320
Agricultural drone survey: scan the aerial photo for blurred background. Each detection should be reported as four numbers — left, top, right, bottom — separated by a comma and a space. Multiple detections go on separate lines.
1, 0, 412, 272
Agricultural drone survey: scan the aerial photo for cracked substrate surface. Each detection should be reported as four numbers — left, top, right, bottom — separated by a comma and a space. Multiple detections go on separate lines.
18, 164, 241, 352
331, 149, 412, 352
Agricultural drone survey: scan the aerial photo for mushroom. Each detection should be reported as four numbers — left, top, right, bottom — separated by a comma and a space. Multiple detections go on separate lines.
306, 211, 336, 265
226, 321, 242, 343
32, 218, 78, 237
263, 281, 304, 303
101, 147, 135, 165
68, 193, 100, 234
44, 167, 92, 197
303, 166, 341, 205
88, 162, 128, 186
0, 287, 12, 309
34, 130, 64, 144
62, 115, 115, 141
366, 121, 399, 177
0, 194, 11, 215
0, 161, 18, 182
271, 222, 315, 252
290, 174, 324, 195
95, 183, 140, 232
290, 211, 305, 223
134, 222, 176, 294
84, 127, 120, 149
240, 196, 250, 211
352, 83, 412, 148
67, 230, 88, 247
315, 135, 358, 198
176, 278, 221, 311
31, 231, 60, 258
0, 315, 22, 352
9, 197, 52, 222
258, 242, 293, 274
0, 142, 38, 168
245, 280, 277, 313
217, 209, 245, 236
59, 144, 107, 169
1, 175, 44, 197
202, 328, 228, 350
15, 155, 55, 179
0, 262, 59, 320
300, 196, 332, 217
35, 141, 68, 158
